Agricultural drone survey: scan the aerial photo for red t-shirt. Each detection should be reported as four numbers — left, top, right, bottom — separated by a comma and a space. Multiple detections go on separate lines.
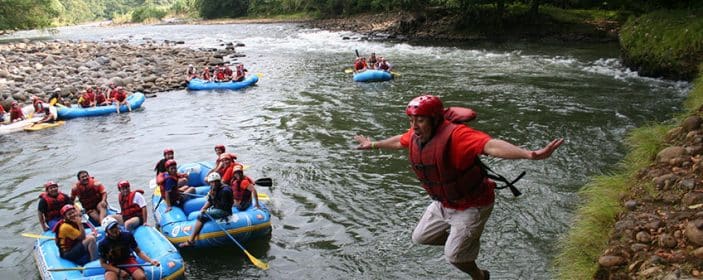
400, 124, 494, 209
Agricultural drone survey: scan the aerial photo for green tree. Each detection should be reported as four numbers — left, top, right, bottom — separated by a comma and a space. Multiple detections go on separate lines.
0, 0, 59, 30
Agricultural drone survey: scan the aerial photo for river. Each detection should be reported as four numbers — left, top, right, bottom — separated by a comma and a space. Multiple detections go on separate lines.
0, 23, 691, 279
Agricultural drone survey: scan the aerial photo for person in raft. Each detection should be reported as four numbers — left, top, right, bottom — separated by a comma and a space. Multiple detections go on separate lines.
110, 87, 131, 114
112, 180, 147, 231
230, 164, 260, 211
353, 94, 564, 280
71, 170, 108, 225
98, 216, 160, 280
78, 86, 96, 108
353, 57, 368, 73
154, 148, 175, 176
9, 101, 25, 122
33, 103, 58, 125
179, 172, 233, 247
161, 160, 196, 213
54, 204, 98, 265
37, 181, 72, 232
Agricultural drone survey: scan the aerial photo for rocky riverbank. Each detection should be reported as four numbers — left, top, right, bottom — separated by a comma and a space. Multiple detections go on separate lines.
593, 109, 703, 279
308, 11, 619, 42
0, 39, 244, 109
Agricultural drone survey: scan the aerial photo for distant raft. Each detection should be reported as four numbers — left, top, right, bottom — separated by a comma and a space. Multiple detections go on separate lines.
57, 92, 146, 120
353, 70, 393, 82
33, 225, 185, 280
186, 75, 259, 91
152, 161, 272, 248
24, 121, 65, 132
0, 117, 43, 134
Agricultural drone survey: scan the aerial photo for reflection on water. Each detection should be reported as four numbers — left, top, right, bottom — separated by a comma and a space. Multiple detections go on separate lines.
0, 23, 690, 279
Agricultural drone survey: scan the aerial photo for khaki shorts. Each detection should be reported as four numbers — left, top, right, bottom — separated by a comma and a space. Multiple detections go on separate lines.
411, 201, 494, 263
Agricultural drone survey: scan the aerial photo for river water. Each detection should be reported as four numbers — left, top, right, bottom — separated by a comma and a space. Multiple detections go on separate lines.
0, 23, 691, 279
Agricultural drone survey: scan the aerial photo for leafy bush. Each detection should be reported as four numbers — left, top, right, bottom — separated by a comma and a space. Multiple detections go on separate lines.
131, 6, 167, 22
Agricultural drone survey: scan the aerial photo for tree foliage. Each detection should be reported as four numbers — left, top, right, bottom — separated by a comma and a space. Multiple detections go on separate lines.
1, 0, 701, 31
0, 0, 59, 30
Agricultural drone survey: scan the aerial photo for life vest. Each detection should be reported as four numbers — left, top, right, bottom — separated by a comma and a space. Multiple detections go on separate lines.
74, 178, 102, 210
354, 60, 366, 70
33, 100, 44, 112
53, 220, 79, 256
231, 176, 253, 202
216, 71, 225, 80
202, 70, 211, 80
39, 192, 70, 221
160, 173, 181, 204
114, 91, 127, 102
408, 121, 490, 208
95, 93, 107, 104
119, 190, 144, 220
378, 62, 390, 70
9, 106, 24, 121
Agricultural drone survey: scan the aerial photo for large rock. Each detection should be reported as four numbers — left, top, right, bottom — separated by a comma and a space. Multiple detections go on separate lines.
686, 219, 703, 246
599, 255, 626, 267
657, 146, 687, 163
682, 116, 703, 132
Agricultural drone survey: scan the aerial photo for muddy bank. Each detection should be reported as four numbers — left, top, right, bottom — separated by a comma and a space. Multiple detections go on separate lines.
307, 11, 619, 43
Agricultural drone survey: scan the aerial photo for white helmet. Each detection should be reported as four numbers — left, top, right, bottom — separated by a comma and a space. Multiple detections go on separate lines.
206, 172, 221, 183
101, 216, 119, 230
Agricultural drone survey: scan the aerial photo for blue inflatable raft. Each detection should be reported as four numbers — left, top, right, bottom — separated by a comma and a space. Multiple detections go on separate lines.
57, 92, 146, 120
353, 70, 393, 82
152, 161, 272, 248
186, 75, 259, 91
33, 225, 185, 280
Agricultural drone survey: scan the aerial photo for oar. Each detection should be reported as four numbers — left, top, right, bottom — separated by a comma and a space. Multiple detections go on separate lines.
21, 233, 54, 239
391, 71, 401, 76
355, 49, 360, 58
255, 73, 263, 78
205, 213, 269, 270
184, 192, 270, 201
48, 263, 153, 272
253, 178, 272, 187
344, 68, 354, 74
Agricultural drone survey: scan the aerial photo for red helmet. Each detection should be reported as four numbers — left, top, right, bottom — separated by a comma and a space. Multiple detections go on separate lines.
117, 180, 130, 189
215, 144, 225, 151
406, 95, 444, 118
60, 204, 76, 217
233, 164, 244, 173
165, 159, 177, 168
219, 153, 233, 161
44, 181, 58, 190
163, 148, 174, 156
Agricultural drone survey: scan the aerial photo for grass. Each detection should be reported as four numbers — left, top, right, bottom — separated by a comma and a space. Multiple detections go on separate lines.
619, 9, 703, 80
554, 65, 703, 279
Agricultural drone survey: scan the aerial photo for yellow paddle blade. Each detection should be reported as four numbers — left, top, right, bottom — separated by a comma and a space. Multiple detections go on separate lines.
255, 73, 263, 78
344, 68, 353, 74
22, 233, 55, 239
257, 193, 270, 201
391, 71, 400, 76
244, 250, 269, 270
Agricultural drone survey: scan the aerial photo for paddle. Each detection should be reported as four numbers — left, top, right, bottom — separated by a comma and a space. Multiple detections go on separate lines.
48, 263, 153, 272
185, 192, 271, 201
21, 233, 54, 239
205, 213, 269, 270
344, 68, 354, 74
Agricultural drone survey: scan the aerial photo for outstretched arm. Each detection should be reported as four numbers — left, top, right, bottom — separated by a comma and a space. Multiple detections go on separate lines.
354, 134, 405, 150
483, 138, 564, 160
